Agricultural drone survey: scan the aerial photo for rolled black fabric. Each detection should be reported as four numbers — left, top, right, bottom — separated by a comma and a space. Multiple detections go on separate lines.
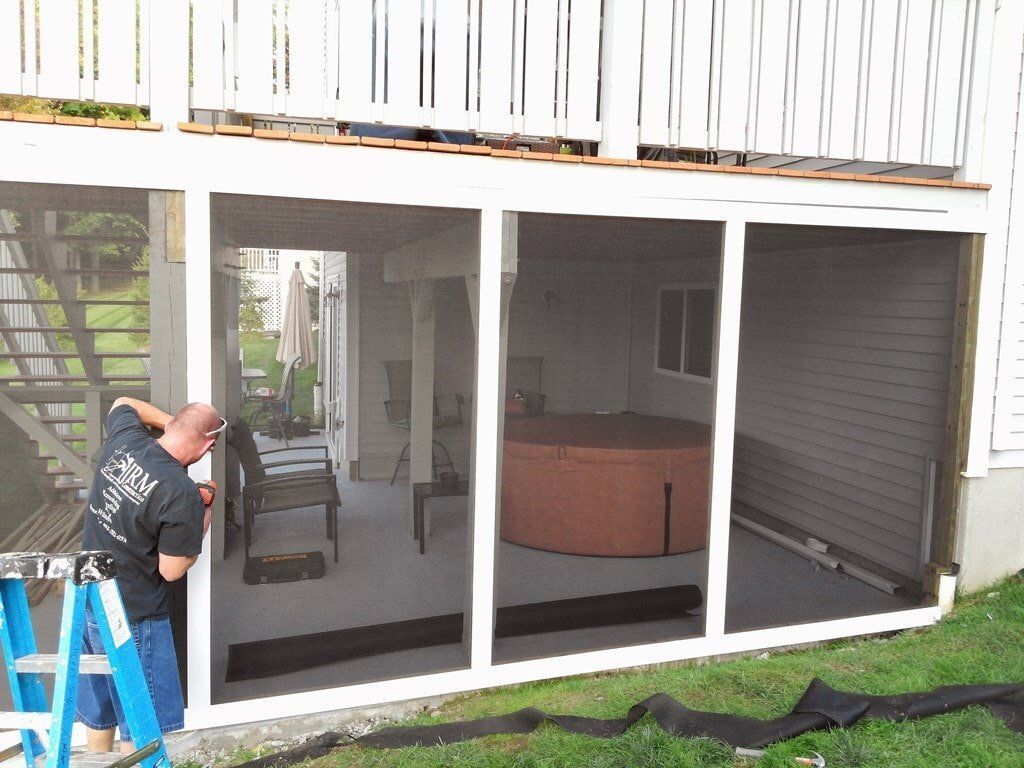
226, 585, 702, 682
356, 679, 1024, 750
230, 679, 1024, 768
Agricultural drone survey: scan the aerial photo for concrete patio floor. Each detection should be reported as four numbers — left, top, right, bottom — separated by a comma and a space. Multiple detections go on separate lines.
207, 435, 918, 703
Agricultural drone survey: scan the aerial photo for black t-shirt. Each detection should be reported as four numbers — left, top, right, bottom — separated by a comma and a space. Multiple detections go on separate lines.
82, 405, 205, 622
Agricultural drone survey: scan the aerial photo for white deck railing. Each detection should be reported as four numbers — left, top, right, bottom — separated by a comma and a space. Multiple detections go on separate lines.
0, 0, 151, 107
192, 0, 603, 140
0, 0, 993, 166
637, 0, 986, 167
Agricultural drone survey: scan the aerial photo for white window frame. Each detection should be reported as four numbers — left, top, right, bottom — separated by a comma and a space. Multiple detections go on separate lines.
654, 282, 717, 384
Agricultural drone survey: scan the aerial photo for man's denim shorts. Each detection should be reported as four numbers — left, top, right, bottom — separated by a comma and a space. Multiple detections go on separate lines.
75, 612, 184, 742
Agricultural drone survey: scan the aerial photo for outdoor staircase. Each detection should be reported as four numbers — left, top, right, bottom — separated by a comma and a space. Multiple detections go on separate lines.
0, 209, 151, 519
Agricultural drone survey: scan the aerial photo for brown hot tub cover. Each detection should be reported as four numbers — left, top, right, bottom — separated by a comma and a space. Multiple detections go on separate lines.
501, 414, 711, 557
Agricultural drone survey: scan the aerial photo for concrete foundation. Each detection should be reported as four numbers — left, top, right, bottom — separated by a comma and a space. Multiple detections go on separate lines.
956, 468, 1024, 591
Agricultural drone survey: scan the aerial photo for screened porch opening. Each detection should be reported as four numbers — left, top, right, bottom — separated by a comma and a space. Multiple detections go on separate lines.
211, 196, 481, 704
724, 224, 964, 633
0, 181, 183, 711
492, 213, 722, 662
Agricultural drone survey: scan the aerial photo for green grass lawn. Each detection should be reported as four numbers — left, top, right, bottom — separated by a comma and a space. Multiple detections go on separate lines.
233, 576, 1024, 768
239, 331, 319, 421
0, 287, 319, 430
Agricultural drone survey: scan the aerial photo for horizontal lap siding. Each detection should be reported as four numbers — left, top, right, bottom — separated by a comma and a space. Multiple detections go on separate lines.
734, 239, 959, 578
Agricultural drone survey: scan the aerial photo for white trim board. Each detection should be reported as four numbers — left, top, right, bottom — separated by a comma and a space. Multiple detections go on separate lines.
183, 606, 940, 731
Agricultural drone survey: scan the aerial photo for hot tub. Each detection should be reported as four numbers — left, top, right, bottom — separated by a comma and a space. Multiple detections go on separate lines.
500, 414, 711, 557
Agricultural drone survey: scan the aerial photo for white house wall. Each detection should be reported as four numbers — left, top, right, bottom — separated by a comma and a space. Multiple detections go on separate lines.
507, 259, 633, 414
356, 259, 475, 480
626, 256, 721, 423
732, 239, 959, 580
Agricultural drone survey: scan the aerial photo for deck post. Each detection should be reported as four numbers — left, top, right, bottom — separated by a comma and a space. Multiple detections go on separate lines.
597, 0, 644, 159
703, 219, 745, 639
147, 0, 191, 127
409, 279, 437, 533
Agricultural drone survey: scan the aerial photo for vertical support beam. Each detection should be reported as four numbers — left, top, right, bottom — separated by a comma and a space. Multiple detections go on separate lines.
703, 219, 745, 640
597, 0, 644, 158
930, 234, 984, 594
958, 0, 1015, 475
468, 210, 516, 670
209, 245, 238, 564
148, 191, 188, 413
183, 189, 213, 716
345, 255, 361, 475
148, 0, 191, 126
85, 389, 103, 479
408, 279, 437, 531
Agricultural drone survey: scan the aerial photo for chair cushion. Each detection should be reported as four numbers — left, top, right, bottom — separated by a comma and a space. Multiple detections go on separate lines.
258, 481, 338, 514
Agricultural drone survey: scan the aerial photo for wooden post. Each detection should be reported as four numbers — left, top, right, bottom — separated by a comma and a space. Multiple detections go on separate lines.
84, 389, 103, 488
928, 233, 984, 597
148, 191, 188, 414
409, 279, 436, 533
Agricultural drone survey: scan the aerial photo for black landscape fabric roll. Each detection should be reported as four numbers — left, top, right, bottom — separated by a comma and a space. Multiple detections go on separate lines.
232, 679, 1024, 768
226, 585, 702, 682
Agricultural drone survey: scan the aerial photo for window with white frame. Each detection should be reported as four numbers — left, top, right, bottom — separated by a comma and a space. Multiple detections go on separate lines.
655, 285, 716, 380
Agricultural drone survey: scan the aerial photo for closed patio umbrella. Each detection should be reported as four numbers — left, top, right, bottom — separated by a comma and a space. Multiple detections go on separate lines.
277, 262, 315, 370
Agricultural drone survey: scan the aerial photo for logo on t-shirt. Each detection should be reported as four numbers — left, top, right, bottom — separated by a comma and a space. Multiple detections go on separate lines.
100, 446, 160, 505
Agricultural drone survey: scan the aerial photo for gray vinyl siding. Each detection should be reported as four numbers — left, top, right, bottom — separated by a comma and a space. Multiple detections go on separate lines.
733, 239, 958, 579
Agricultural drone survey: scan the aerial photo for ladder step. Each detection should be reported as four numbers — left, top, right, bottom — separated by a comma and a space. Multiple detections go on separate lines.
14, 653, 111, 675
54, 480, 87, 491
0, 710, 51, 731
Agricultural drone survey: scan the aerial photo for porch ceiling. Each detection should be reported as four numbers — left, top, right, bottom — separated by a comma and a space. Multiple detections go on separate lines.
212, 194, 477, 253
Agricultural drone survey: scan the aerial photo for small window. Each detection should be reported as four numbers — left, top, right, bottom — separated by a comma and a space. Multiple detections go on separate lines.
656, 286, 716, 380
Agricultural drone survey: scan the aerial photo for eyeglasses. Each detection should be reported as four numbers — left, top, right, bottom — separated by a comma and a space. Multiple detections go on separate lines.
205, 418, 228, 438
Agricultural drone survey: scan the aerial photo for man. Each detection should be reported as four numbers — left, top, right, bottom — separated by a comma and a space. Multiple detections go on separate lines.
76, 397, 225, 752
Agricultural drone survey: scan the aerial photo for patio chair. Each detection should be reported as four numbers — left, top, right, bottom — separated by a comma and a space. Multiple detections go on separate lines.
505, 356, 545, 416
227, 419, 341, 565
383, 359, 464, 485
248, 353, 302, 446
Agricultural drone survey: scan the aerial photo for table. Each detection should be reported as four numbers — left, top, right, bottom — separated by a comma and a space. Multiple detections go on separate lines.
412, 479, 470, 554
241, 367, 267, 398
501, 414, 711, 557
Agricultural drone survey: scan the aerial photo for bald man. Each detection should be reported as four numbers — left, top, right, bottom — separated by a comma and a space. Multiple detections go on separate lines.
76, 397, 224, 752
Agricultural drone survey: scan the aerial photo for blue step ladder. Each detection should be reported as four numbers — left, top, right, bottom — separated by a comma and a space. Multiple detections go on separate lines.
0, 552, 169, 768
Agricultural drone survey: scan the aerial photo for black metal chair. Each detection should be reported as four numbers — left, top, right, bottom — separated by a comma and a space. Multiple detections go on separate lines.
248, 354, 301, 445
382, 359, 464, 485
227, 419, 341, 564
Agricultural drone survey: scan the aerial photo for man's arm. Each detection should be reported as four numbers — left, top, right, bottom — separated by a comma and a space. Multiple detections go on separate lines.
157, 495, 212, 582
158, 554, 196, 582
111, 397, 172, 431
